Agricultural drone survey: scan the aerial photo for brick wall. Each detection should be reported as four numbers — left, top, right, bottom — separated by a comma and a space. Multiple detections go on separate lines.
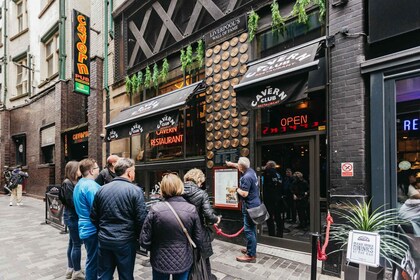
0, 110, 11, 189
328, 0, 368, 196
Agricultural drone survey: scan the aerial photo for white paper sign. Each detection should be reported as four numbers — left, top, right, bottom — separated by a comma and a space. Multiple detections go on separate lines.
346, 230, 381, 267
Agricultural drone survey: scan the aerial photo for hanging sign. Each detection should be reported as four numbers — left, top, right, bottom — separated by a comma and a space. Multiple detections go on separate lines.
346, 230, 381, 267
341, 162, 354, 177
73, 10, 90, 95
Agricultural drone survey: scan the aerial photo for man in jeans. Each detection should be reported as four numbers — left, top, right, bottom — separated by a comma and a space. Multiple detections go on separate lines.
91, 158, 147, 280
226, 157, 261, 263
73, 158, 101, 280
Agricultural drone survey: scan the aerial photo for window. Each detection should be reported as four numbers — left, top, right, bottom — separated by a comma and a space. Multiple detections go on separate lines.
15, 58, 27, 96
13, 135, 26, 166
41, 126, 55, 164
17, 1, 23, 32
45, 34, 59, 78
41, 146, 55, 164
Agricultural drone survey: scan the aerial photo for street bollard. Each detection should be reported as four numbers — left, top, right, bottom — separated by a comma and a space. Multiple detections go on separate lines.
310, 232, 321, 280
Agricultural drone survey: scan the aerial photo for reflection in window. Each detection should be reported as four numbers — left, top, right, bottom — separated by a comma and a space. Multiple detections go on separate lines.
186, 92, 206, 157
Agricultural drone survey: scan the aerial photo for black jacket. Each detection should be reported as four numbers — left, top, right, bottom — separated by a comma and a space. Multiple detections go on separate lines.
90, 177, 147, 243
262, 168, 283, 199
95, 168, 116, 186
183, 181, 218, 258
140, 196, 203, 274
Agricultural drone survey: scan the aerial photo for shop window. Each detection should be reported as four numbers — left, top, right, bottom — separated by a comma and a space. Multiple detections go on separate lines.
13, 135, 26, 166
185, 92, 206, 157
145, 123, 184, 161
131, 134, 145, 163
396, 75, 420, 208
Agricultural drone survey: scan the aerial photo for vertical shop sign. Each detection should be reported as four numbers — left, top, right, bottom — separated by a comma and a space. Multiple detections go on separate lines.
73, 10, 90, 95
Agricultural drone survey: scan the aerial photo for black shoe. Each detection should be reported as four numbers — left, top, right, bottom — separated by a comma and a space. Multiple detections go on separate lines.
210, 274, 217, 280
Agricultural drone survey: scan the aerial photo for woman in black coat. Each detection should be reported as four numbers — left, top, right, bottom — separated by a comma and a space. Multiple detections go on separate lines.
183, 168, 221, 280
140, 173, 203, 280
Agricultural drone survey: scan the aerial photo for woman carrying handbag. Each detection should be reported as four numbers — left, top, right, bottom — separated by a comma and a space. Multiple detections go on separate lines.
140, 173, 203, 280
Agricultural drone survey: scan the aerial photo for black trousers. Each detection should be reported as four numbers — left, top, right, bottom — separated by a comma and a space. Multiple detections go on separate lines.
265, 198, 284, 237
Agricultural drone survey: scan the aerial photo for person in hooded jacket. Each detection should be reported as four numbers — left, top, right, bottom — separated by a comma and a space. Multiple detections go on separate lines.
183, 168, 221, 280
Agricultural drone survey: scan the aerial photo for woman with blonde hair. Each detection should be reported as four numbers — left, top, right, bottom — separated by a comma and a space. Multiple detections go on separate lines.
183, 168, 220, 280
140, 173, 202, 280
59, 161, 84, 279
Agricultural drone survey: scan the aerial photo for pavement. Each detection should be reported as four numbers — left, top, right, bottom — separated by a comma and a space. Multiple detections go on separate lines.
0, 195, 341, 280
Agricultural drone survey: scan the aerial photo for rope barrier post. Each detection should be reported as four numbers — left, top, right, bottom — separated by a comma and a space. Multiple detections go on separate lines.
310, 232, 321, 280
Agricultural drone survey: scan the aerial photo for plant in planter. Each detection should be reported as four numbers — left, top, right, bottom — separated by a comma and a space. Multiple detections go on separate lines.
136, 71, 143, 93
144, 65, 152, 89
160, 58, 169, 83
125, 76, 132, 95
271, 0, 285, 34
330, 200, 409, 279
152, 63, 159, 90
247, 10, 260, 42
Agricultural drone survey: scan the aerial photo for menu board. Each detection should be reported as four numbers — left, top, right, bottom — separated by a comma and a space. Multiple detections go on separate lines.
213, 168, 240, 210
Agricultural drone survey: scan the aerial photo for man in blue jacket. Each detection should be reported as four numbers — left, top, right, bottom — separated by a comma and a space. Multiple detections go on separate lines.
90, 158, 147, 280
73, 158, 101, 280
226, 157, 261, 263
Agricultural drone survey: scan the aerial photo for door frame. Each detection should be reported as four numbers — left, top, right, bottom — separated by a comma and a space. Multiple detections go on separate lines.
255, 132, 323, 252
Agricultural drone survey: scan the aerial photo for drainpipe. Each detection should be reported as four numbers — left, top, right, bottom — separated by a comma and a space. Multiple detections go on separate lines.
59, 0, 66, 80
2, 0, 7, 107
109, 0, 114, 39
104, 0, 110, 156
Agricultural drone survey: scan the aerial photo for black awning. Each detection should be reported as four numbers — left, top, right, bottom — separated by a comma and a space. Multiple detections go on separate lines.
105, 81, 204, 141
234, 41, 320, 110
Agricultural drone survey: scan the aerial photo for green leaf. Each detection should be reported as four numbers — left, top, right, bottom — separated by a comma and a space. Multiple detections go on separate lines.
248, 10, 260, 42
136, 71, 143, 93
144, 65, 152, 89
180, 49, 187, 72
271, 0, 285, 34
125, 76, 132, 95
152, 63, 159, 89
196, 39, 205, 69
160, 58, 169, 83
131, 74, 139, 94
186, 44, 193, 74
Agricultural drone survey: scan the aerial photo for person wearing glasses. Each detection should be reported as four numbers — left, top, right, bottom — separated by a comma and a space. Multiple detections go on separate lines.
183, 168, 221, 280
90, 158, 147, 280
73, 158, 101, 280
140, 173, 203, 280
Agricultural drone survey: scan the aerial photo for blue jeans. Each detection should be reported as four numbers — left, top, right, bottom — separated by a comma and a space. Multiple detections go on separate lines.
98, 240, 136, 280
152, 269, 189, 280
83, 234, 98, 280
66, 217, 82, 271
243, 206, 257, 257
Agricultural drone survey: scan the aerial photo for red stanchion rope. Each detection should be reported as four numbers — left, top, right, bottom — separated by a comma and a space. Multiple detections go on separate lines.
213, 224, 244, 238
317, 211, 334, 261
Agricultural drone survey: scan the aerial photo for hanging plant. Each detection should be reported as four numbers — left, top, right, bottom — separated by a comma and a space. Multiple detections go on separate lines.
271, 0, 285, 34
136, 71, 143, 93
125, 76, 132, 95
144, 65, 152, 89
292, 0, 311, 24
131, 74, 139, 95
314, 0, 326, 22
160, 58, 169, 83
152, 63, 159, 89
180, 49, 187, 73
186, 44, 193, 74
248, 10, 260, 42
195, 39, 204, 69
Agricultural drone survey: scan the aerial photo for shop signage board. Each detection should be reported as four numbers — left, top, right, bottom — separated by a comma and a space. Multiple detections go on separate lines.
214, 149, 240, 166
213, 168, 240, 210
341, 162, 354, 177
204, 15, 247, 47
73, 9, 90, 96
346, 230, 381, 267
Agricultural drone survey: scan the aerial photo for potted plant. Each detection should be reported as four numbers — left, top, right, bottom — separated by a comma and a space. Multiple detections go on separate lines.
330, 199, 409, 279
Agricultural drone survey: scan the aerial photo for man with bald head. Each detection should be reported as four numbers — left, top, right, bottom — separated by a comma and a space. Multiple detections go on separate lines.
95, 155, 119, 186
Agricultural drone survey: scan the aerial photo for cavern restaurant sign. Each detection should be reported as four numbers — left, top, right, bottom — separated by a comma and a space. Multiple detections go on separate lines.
73, 10, 90, 96
150, 127, 183, 147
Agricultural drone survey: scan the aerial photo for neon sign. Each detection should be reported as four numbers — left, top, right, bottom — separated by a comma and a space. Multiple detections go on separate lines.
150, 127, 183, 147
73, 10, 90, 95
262, 114, 324, 135
403, 118, 419, 131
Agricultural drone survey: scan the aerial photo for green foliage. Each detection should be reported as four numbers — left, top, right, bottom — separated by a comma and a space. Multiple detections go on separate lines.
292, 0, 326, 24
330, 200, 410, 267
186, 44, 193, 74
196, 39, 205, 69
314, 0, 326, 21
144, 65, 152, 89
125, 76, 132, 95
248, 10, 260, 42
136, 71, 143, 93
180, 49, 187, 73
131, 74, 139, 94
160, 58, 169, 83
271, 0, 285, 34
152, 63, 159, 89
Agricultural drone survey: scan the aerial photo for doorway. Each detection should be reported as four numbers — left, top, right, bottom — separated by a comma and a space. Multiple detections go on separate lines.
257, 135, 326, 250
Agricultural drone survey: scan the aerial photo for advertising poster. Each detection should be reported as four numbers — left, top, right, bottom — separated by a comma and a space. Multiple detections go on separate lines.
214, 168, 240, 210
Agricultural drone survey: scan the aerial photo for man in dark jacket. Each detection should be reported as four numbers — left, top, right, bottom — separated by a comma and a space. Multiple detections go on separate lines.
262, 160, 283, 237
8, 166, 29, 206
95, 155, 119, 186
90, 158, 147, 280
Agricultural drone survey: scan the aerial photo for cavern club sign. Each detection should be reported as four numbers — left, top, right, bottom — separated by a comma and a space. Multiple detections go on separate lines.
73, 10, 90, 96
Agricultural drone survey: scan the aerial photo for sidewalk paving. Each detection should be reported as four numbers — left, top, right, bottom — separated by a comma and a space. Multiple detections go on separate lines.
0, 195, 340, 280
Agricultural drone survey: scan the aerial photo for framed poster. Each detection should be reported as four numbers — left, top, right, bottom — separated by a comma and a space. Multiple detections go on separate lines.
213, 167, 240, 210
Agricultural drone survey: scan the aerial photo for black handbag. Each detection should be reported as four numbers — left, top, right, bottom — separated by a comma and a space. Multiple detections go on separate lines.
165, 202, 209, 280
246, 203, 270, 225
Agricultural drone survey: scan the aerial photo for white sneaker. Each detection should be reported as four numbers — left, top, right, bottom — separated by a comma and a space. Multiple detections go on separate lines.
17, 202, 23, 206
9, 202, 12, 206
72, 270, 85, 280
65, 268, 73, 279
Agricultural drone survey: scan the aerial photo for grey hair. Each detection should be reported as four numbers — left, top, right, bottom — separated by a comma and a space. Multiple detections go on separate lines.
114, 158, 135, 176
238, 157, 250, 169
266, 160, 276, 169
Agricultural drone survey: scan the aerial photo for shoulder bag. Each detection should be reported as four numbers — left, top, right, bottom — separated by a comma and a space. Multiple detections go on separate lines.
164, 202, 209, 280
246, 203, 270, 225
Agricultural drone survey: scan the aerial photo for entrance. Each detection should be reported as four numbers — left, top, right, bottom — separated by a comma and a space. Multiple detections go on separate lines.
257, 135, 327, 251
